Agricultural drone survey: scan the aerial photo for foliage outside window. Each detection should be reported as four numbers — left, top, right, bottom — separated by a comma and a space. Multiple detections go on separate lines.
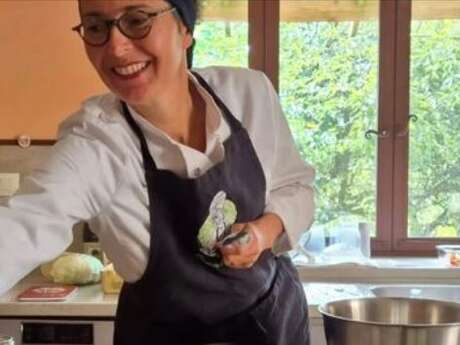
408, 19, 460, 238
193, 0, 460, 255
194, 0, 248, 68
279, 18, 379, 238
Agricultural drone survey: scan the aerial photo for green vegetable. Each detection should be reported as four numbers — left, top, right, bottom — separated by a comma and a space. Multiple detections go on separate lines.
40, 252, 103, 285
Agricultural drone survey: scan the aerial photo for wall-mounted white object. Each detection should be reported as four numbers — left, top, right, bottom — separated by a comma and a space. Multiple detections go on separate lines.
0, 173, 20, 196
17, 135, 31, 148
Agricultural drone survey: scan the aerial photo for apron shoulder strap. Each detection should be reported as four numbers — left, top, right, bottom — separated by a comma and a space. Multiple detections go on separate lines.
191, 71, 243, 133
120, 102, 157, 170
121, 71, 244, 171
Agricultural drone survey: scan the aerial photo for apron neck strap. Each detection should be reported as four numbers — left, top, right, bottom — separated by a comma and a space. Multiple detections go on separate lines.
190, 71, 243, 133
120, 72, 243, 171
121, 101, 158, 170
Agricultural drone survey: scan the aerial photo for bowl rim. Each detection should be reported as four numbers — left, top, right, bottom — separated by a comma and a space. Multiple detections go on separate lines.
318, 297, 460, 327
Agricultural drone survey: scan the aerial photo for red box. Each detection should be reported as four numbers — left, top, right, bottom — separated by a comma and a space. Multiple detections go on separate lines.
17, 285, 78, 302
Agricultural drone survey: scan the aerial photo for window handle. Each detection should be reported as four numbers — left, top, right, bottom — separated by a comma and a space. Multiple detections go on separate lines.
397, 114, 418, 137
365, 129, 390, 140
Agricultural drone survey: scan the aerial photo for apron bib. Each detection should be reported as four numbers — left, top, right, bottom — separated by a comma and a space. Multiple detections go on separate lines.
114, 72, 309, 345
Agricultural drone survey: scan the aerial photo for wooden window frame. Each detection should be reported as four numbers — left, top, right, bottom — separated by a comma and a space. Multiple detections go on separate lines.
391, 0, 460, 255
373, 0, 397, 255
248, 0, 279, 90
249, 0, 460, 256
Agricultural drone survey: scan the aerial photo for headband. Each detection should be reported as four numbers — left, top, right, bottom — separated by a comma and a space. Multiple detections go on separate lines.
168, 0, 197, 33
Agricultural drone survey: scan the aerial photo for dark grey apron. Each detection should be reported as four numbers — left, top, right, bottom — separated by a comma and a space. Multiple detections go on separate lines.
114, 71, 309, 345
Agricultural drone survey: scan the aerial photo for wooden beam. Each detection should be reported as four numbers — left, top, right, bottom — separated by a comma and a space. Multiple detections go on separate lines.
248, 0, 265, 71
265, 0, 279, 91
280, 0, 379, 22
412, 0, 460, 21
202, 0, 460, 22
200, 0, 247, 22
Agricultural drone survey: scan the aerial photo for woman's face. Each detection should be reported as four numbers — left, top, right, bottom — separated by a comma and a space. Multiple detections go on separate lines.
79, 0, 192, 106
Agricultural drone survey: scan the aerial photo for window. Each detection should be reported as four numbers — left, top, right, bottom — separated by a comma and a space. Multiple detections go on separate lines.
408, 9, 460, 238
193, 0, 248, 67
391, 0, 460, 253
279, 0, 380, 243
195, 0, 460, 255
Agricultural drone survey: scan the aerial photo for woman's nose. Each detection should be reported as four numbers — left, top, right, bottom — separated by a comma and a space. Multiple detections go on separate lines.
106, 26, 133, 57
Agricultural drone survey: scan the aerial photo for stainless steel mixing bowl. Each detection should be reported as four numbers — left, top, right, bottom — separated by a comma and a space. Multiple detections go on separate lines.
319, 297, 460, 345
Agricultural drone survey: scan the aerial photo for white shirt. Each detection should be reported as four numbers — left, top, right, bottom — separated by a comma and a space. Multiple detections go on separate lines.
0, 67, 314, 295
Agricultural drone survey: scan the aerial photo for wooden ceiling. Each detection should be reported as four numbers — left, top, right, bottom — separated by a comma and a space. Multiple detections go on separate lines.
201, 1, 460, 22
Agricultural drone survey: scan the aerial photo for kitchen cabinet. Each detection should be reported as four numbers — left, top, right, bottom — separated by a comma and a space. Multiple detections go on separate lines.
0, 1, 106, 141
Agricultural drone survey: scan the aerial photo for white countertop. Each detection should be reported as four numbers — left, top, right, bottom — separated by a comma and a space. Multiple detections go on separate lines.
0, 273, 372, 319
0, 274, 118, 318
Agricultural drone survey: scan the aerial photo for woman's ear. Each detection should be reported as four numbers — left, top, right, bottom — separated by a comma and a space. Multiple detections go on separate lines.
177, 20, 193, 49
183, 32, 193, 50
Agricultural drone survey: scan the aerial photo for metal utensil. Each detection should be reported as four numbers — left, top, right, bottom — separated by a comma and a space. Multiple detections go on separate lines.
319, 297, 460, 345
220, 229, 250, 246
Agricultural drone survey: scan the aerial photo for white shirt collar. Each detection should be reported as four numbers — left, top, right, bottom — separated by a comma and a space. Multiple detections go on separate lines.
124, 71, 226, 148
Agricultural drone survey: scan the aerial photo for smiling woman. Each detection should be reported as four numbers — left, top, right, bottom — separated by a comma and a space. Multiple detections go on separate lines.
78, 1, 194, 112
0, 0, 314, 344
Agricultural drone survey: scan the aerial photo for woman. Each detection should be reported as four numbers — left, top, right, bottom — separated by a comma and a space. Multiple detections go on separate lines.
0, 0, 315, 344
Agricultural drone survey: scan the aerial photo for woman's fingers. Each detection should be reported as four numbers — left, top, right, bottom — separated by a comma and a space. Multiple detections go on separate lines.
220, 225, 257, 255
219, 223, 262, 268
222, 253, 258, 269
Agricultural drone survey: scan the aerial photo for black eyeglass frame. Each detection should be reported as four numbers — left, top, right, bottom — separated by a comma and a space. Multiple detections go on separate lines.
72, 7, 176, 46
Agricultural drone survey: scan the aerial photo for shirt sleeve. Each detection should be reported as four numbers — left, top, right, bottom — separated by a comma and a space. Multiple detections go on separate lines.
260, 74, 316, 254
0, 134, 123, 296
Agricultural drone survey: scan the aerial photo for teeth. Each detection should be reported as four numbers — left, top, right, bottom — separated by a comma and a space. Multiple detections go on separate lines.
114, 62, 148, 76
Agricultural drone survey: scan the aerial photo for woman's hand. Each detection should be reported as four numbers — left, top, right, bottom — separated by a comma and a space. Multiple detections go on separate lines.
218, 213, 284, 269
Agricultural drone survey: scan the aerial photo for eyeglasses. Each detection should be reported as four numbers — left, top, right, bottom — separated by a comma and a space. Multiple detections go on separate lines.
72, 7, 176, 46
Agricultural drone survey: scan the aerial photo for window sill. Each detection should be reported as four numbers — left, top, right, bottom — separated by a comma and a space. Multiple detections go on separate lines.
296, 257, 460, 284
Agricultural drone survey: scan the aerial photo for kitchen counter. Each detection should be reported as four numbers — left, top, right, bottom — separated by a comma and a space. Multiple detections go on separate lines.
0, 277, 372, 345
0, 273, 117, 318
2, 263, 459, 319
0, 273, 371, 319
2, 274, 459, 345
2, 263, 459, 345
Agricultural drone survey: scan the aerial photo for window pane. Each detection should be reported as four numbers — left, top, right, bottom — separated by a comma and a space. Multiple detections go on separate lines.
193, 0, 248, 68
408, 3, 460, 238
279, 0, 380, 241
